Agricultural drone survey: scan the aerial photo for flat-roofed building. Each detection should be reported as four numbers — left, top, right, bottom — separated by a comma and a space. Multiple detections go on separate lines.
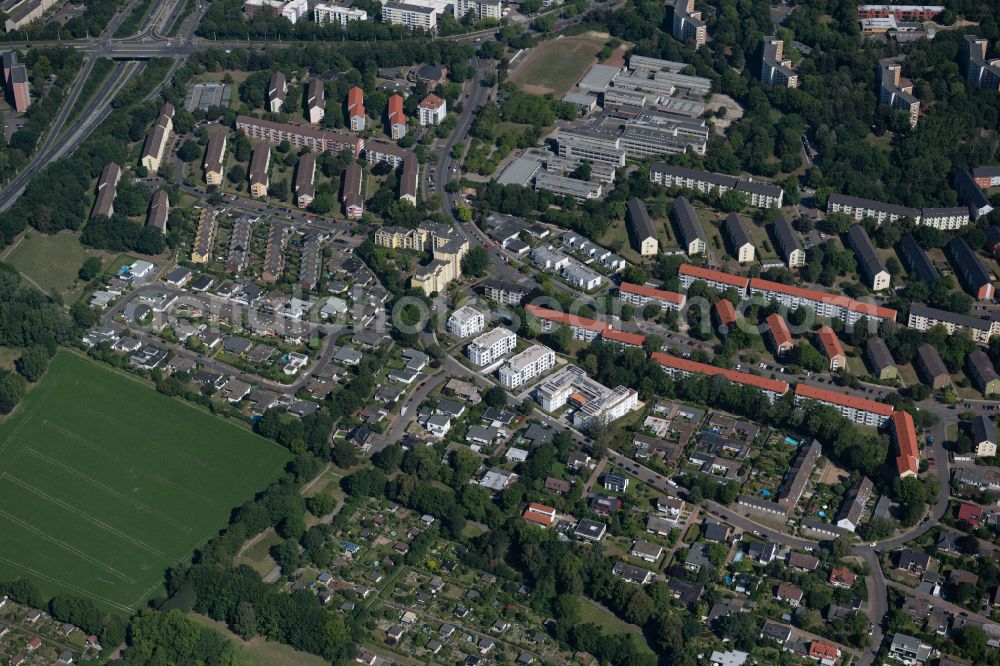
915, 343, 949, 389
455, 0, 500, 19
968, 350, 1000, 396
498, 345, 556, 389
381, 2, 437, 30
448, 306, 485, 338
963, 35, 1000, 91
268, 71, 287, 112
295, 152, 316, 208
562, 261, 603, 290
847, 224, 890, 291
619, 282, 685, 311
140, 103, 174, 173
947, 237, 995, 300
626, 197, 658, 256
92, 162, 122, 218
672, 196, 706, 255
466, 327, 516, 366
772, 216, 805, 268
244, 0, 307, 21
535, 365, 637, 427
897, 234, 938, 284
865, 336, 897, 380
817, 326, 845, 371
146, 189, 169, 234
672, 0, 706, 47
761, 36, 798, 88
652, 352, 790, 403
203, 131, 227, 185
237, 115, 363, 156
534, 172, 602, 202
306, 78, 325, 124
249, 143, 270, 198
722, 213, 754, 262
794, 383, 893, 427
342, 162, 364, 218
313, 3, 367, 24
556, 125, 626, 167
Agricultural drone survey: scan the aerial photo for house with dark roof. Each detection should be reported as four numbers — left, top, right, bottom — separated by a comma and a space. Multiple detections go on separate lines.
626, 197, 658, 256
898, 234, 938, 284
968, 350, 1000, 396
834, 476, 873, 531
722, 213, 754, 263
772, 216, 804, 268
971, 415, 997, 458
847, 224, 890, 291
865, 337, 897, 380
915, 343, 950, 389
672, 196, 706, 256
947, 237, 995, 300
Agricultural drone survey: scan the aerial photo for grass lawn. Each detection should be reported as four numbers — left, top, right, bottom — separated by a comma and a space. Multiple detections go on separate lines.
234, 530, 282, 578
188, 612, 330, 666
4, 232, 113, 299
0, 352, 290, 612
510, 35, 606, 96
576, 598, 655, 656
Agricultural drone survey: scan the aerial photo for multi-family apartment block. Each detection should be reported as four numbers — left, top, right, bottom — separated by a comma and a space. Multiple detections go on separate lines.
847, 225, 890, 291
857, 4, 943, 21
653, 352, 790, 403
8, 62, 28, 112
748, 277, 897, 326
968, 350, 1000, 395
381, 2, 437, 30
973, 167, 1000, 189
760, 36, 798, 88
466, 327, 517, 366
772, 215, 805, 268
525, 304, 611, 342
722, 213, 754, 262
262, 221, 288, 283
672, 196, 706, 256
878, 58, 920, 128
364, 141, 418, 204
91, 162, 122, 218
237, 116, 363, 156
962, 35, 1000, 90
626, 197, 658, 256
268, 71, 287, 112
650, 163, 784, 208
295, 152, 316, 208
455, 0, 500, 19
248, 143, 270, 198
907, 302, 998, 344
483, 280, 533, 305
147, 190, 169, 234
342, 162, 364, 218
447, 305, 485, 338
417, 94, 447, 126
348, 86, 365, 131
387, 94, 406, 139
498, 345, 556, 388
203, 131, 226, 185
817, 326, 845, 371
313, 3, 368, 24
671, 0, 706, 48
535, 366, 638, 427
244, 0, 307, 21
140, 103, 174, 173
795, 383, 893, 427
947, 237, 995, 300
678, 263, 749, 295
619, 282, 685, 311
892, 410, 918, 477
306, 79, 325, 124
375, 222, 468, 295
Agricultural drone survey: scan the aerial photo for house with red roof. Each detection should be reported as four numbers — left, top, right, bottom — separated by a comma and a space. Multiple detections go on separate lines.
794, 383, 894, 427
618, 282, 685, 311
817, 326, 846, 371
523, 502, 557, 527
653, 352, 790, 403
808, 640, 841, 666
766, 313, 793, 356
957, 502, 983, 526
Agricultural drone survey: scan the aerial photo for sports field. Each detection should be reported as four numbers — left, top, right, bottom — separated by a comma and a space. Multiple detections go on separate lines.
0, 352, 290, 612
510, 35, 606, 96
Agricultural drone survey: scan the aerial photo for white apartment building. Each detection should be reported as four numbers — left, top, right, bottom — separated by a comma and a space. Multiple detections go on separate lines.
244, 0, 308, 22
447, 305, 485, 338
313, 3, 368, 24
535, 366, 638, 427
381, 2, 437, 30
417, 94, 447, 126
794, 384, 893, 428
455, 0, 500, 19
561, 261, 603, 291
498, 344, 556, 389
467, 327, 517, 367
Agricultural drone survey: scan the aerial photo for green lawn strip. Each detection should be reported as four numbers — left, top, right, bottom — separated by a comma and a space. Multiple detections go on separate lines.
0, 352, 290, 611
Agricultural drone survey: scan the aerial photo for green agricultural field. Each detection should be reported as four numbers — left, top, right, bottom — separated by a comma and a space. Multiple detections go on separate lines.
0, 352, 290, 612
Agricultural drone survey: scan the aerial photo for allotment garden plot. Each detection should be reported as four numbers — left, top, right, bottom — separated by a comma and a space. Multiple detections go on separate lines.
0, 352, 289, 612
